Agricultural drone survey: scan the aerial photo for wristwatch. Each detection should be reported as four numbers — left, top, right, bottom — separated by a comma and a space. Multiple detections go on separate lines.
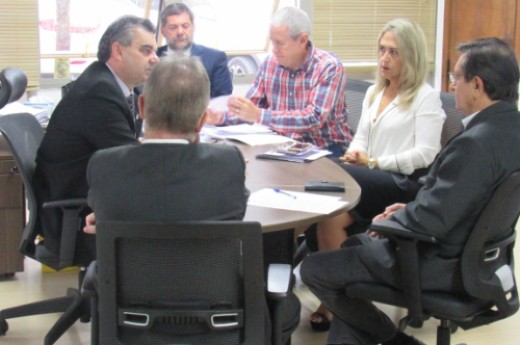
367, 158, 376, 169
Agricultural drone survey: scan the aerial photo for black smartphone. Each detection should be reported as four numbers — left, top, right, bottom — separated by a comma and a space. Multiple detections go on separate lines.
304, 180, 345, 192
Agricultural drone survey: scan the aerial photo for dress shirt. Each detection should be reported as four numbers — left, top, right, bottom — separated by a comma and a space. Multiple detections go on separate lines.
223, 42, 351, 149
462, 111, 478, 128
349, 83, 446, 175
105, 63, 132, 99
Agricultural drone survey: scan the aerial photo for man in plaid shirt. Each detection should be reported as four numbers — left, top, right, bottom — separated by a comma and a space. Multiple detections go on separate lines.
208, 7, 351, 157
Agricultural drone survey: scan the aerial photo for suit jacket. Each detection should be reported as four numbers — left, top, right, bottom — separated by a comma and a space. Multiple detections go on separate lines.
87, 142, 248, 223
33, 61, 139, 256
157, 43, 233, 98
358, 101, 520, 292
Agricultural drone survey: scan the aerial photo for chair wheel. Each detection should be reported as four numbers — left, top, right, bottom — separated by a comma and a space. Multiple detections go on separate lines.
398, 316, 409, 331
0, 318, 8, 335
450, 322, 458, 334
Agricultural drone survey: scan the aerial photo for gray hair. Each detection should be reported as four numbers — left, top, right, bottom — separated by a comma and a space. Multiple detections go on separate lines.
271, 7, 311, 40
160, 2, 194, 27
143, 56, 210, 134
97, 15, 156, 63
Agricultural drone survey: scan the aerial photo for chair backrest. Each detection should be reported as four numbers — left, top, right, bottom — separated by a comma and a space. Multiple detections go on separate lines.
0, 113, 45, 255
344, 78, 372, 134
96, 220, 266, 345
0, 67, 28, 109
440, 92, 465, 147
458, 170, 520, 328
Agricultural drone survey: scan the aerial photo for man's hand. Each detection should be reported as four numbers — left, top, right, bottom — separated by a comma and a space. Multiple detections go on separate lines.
83, 213, 97, 234
206, 108, 225, 125
368, 203, 406, 238
227, 96, 261, 122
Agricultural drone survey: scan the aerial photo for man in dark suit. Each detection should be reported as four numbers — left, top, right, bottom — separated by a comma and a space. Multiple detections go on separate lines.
33, 15, 159, 261
83, 56, 299, 345
301, 37, 520, 345
156, 2, 233, 98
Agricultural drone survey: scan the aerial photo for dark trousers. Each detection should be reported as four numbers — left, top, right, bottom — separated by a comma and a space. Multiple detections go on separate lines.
300, 234, 398, 345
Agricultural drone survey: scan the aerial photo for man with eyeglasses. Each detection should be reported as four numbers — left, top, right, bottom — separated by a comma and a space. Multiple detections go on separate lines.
206, 6, 352, 157
301, 37, 520, 345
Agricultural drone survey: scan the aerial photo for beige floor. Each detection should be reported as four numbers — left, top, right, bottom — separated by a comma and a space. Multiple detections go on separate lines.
1, 242, 519, 345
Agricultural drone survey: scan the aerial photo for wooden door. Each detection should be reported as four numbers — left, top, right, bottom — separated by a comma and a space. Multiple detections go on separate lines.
442, 0, 520, 91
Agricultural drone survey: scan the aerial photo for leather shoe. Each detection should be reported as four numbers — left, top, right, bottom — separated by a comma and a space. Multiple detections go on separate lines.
382, 331, 426, 345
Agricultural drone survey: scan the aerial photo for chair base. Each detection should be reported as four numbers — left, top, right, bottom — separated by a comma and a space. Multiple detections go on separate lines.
0, 288, 91, 345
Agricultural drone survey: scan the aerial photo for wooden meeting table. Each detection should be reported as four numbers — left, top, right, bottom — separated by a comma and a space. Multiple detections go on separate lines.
238, 144, 361, 232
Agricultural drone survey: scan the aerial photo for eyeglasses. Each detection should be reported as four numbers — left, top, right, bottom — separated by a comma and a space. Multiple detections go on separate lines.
448, 72, 463, 85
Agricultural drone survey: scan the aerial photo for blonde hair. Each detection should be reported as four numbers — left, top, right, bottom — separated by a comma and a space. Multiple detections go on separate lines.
371, 19, 428, 110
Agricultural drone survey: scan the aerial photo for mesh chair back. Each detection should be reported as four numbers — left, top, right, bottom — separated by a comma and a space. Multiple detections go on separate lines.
458, 170, 520, 328
440, 92, 465, 147
0, 67, 28, 109
344, 79, 372, 134
96, 220, 266, 345
0, 113, 44, 254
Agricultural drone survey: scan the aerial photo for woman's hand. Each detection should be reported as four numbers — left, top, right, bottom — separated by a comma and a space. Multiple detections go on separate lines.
339, 150, 369, 166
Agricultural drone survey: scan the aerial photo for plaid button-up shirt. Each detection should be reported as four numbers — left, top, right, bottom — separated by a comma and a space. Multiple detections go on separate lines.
224, 43, 351, 149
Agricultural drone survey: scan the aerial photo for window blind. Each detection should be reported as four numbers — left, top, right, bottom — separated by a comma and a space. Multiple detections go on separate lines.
313, 0, 437, 64
0, 0, 40, 91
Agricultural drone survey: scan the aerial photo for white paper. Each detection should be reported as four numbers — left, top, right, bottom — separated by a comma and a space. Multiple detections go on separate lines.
248, 188, 348, 214
0, 102, 50, 126
201, 124, 291, 146
208, 95, 230, 112
210, 123, 273, 135
225, 133, 294, 146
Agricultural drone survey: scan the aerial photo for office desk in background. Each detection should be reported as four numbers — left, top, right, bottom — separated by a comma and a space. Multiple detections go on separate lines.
0, 136, 25, 277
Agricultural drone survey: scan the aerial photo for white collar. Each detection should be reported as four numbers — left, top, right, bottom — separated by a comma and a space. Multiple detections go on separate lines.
462, 111, 479, 128
141, 138, 190, 144
166, 46, 191, 57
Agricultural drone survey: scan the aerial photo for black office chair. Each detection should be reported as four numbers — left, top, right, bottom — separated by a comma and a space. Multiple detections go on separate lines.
344, 78, 373, 135
92, 220, 300, 345
0, 67, 28, 109
346, 170, 520, 345
439, 92, 464, 147
0, 111, 91, 344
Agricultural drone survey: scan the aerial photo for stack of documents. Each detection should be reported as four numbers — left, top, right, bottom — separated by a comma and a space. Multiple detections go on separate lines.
0, 102, 51, 126
201, 124, 294, 146
255, 142, 331, 163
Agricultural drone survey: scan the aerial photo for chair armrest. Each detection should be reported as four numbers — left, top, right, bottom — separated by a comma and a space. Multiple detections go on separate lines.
266, 263, 296, 345
41, 198, 89, 269
371, 219, 438, 244
371, 219, 434, 328
267, 263, 292, 299
42, 198, 88, 209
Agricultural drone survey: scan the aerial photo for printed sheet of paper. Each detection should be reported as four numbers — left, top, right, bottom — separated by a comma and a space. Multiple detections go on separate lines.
248, 188, 348, 214
208, 95, 230, 112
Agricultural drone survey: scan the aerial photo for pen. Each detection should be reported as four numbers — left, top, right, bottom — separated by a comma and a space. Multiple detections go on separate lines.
273, 188, 297, 199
